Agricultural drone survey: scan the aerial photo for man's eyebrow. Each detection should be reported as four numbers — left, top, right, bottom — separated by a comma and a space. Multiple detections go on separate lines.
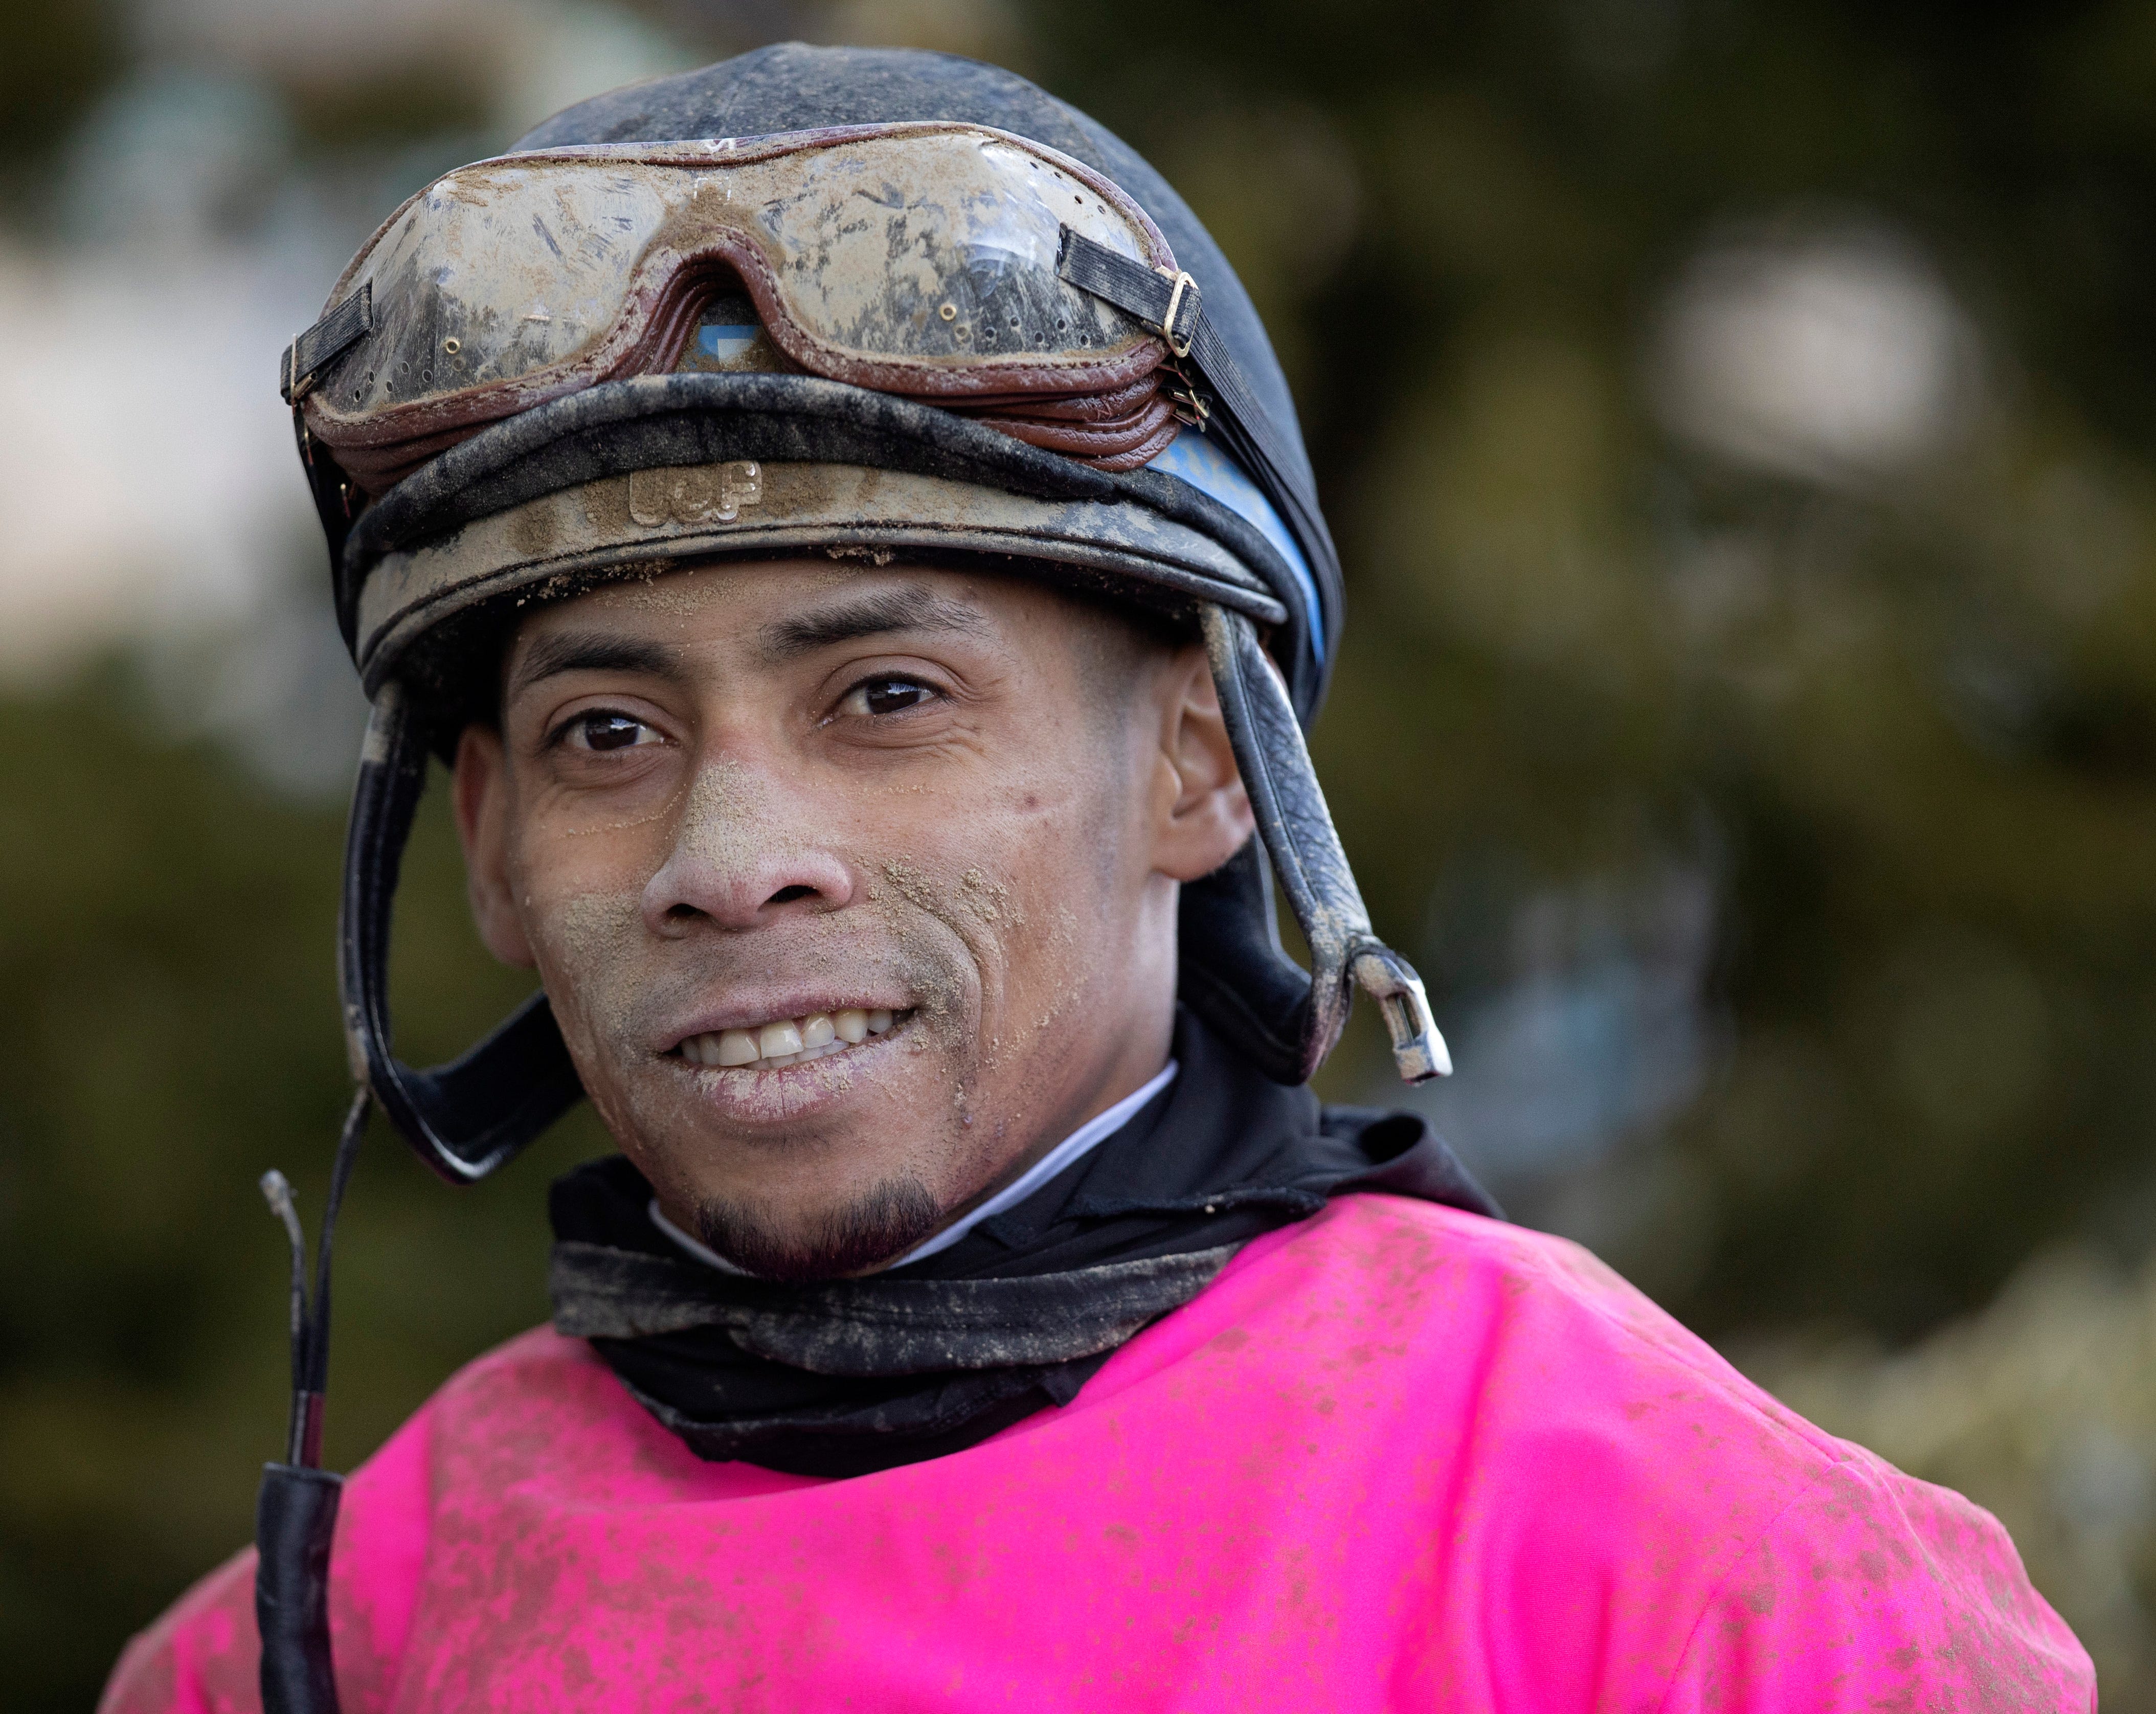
757, 586, 988, 663
508, 632, 684, 698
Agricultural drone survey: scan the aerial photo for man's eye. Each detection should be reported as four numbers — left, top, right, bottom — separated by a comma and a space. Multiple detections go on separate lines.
841, 677, 938, 718
563, 711, 660, 752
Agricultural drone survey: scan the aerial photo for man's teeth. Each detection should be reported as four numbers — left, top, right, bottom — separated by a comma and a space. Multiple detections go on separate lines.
681, 1008, 898, 1069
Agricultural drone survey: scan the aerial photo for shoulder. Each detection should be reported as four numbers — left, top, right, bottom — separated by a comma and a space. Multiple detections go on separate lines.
1226, 1196, 2095, 1708
1660, 1448, 2096, 1709
1250, 1190, 1845, 1455
1139, 1192, 1845, 1551
416, 1324, 707, 1499
97, 1327, 632, 1714
422, 1322, 620, 1428
97, 1547, 257, 1714
1229, 1192, 1855, 1520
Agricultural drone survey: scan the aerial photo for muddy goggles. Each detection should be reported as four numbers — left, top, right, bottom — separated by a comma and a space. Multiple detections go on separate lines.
282, 121, 1337, 664
285, 122, 1187, 490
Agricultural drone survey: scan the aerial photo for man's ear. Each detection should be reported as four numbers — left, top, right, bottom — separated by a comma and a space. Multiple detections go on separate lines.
452, 725, 536, 968
1149, 645, 1257, 883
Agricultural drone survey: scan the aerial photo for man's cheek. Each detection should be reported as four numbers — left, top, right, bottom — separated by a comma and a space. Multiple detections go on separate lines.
524, 888, 649, 1059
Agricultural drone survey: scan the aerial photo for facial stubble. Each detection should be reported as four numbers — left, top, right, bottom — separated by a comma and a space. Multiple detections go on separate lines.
691, 1176, 946, 1281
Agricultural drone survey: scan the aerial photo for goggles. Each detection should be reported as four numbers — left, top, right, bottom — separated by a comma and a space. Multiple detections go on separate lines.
284, 122, 1185, 495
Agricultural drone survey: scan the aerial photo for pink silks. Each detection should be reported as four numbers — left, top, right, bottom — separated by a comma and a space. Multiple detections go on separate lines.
101, 1196, 2094, 1711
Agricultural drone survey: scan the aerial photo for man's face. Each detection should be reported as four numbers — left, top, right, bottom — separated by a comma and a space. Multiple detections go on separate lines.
454, 562, 1250, 1279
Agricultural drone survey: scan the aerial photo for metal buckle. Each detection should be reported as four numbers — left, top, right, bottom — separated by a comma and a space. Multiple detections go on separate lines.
281, 339, 327, 407
1158, 268, 1199, 358
1350, 946, 1453, 1083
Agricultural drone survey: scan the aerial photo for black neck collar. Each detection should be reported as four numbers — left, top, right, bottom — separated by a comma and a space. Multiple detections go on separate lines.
548, 1010, 1496, 1478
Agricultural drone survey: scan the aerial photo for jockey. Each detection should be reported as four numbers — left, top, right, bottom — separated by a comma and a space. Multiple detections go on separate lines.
102, 43, 2090, 1713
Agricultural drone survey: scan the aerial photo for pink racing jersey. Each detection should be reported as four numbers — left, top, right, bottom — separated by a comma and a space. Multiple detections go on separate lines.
100, 1194, 2094, 1711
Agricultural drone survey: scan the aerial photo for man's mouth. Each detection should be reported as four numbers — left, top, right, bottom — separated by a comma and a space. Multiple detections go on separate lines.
672, 1007, 910, 1071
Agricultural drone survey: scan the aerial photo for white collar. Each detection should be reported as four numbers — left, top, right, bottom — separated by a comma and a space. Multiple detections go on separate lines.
650, 1058, 1180, 1277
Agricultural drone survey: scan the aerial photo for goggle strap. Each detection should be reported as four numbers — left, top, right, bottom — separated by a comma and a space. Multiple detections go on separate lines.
1059, 229, 1341, 611
280, 282, 373, 406
1185, 309, 1342, 580
1055, 229, 1193, 348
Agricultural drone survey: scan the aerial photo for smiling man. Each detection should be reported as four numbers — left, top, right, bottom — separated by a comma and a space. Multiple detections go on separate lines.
102, 43, 2090, 1714
467, 567, 1246, 1287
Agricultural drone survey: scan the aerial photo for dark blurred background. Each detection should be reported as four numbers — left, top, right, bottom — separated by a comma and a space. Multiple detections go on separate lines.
5, 0, 2155, 1704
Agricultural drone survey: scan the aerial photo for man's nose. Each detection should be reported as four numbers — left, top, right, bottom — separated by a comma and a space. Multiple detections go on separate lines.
640, 759, 855, 934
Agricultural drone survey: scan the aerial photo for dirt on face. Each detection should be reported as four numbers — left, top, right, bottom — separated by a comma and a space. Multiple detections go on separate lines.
484, 559, 1191, 1276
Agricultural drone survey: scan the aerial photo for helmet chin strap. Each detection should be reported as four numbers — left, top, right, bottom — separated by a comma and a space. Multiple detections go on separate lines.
1196, 603, 1451, 1086
247, 675, 588, 1713
1053, 231, 1450, 1082
340, 683, 587, 1184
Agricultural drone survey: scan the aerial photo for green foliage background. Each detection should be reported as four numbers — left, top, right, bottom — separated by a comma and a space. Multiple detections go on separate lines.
4, 0, 2155, 1705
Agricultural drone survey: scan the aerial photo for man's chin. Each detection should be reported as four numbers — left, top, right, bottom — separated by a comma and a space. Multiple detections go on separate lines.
693, 1177, 946, 1282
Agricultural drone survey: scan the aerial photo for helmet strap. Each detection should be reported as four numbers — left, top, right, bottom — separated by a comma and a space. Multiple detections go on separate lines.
1198, 604, 1449, 1085
340, 683, 586, 1183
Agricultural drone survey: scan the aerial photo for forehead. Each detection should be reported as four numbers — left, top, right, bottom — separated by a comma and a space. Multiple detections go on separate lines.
489, 561, 1178, 715
510, 560, 1048, 648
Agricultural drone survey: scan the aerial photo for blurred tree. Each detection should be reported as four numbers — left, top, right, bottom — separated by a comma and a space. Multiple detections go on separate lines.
0, 0, 119, 169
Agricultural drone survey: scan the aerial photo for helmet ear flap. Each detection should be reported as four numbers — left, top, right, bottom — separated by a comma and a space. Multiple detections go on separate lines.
1187, 604, 1451, 1086
340, 684, 586, 1181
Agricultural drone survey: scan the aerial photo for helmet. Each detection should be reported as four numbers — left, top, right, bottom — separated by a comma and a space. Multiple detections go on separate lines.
287, 42, 1450, 1184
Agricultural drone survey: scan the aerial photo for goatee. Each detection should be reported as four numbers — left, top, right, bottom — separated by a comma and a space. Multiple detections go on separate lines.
693, 1177, 945, 1281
